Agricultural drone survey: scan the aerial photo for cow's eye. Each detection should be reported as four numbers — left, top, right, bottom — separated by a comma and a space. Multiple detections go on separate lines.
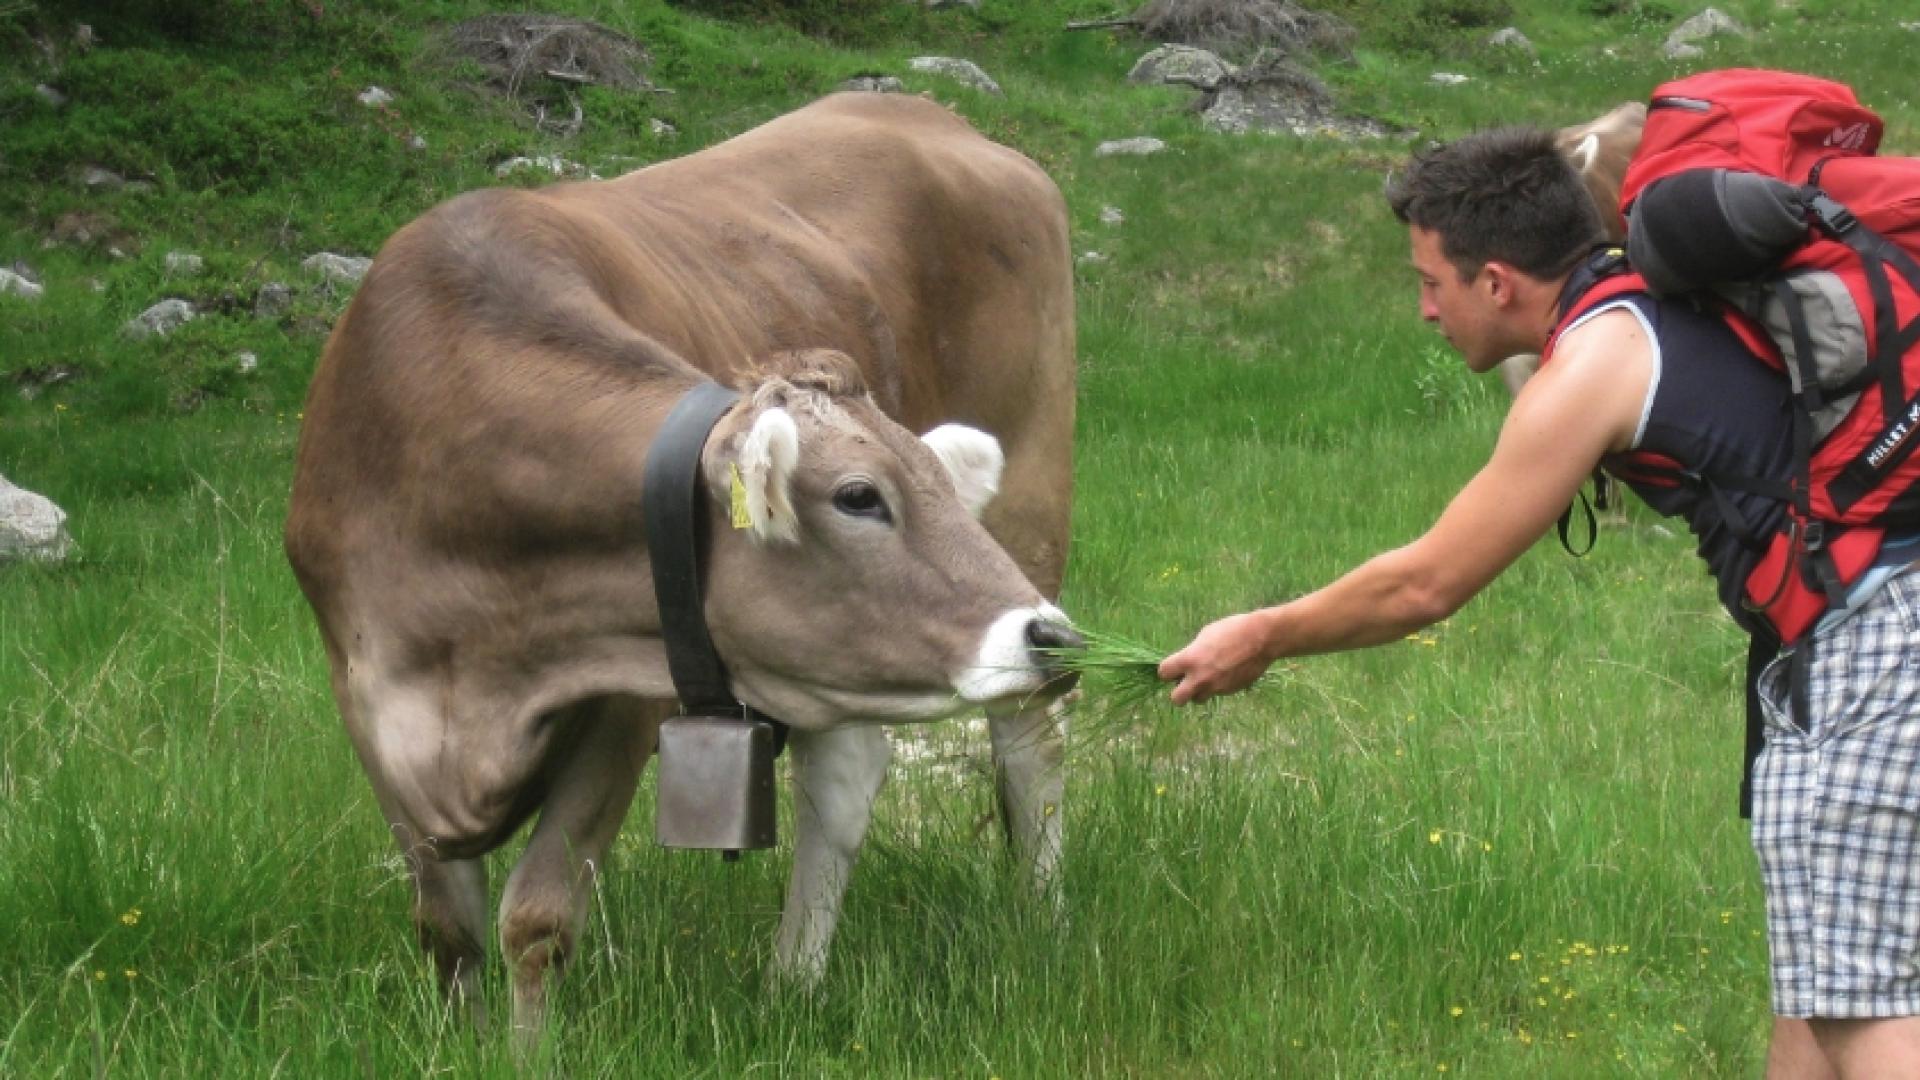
832, 480, 890, 523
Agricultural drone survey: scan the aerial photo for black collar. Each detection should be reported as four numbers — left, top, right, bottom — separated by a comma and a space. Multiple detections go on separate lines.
641, 380, 750, 717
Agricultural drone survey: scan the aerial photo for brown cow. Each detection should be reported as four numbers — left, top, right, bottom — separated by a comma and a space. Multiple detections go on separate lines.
285, 92, 1077, 1040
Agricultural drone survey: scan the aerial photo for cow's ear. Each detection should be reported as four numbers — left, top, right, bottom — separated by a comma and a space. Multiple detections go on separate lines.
1568, 132, 1600, 174
921, 424, 1003, 519
737, 407, 801, 542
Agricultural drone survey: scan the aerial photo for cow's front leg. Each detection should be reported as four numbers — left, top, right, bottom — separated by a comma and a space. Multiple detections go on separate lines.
988, 696, 1066, 900
773, 725, 891, 986
407, 848, 491, 1030
497, 697, 654, 1052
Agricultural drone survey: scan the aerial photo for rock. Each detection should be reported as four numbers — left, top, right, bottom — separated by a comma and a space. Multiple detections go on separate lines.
1665, 42, 1704, 59
1126, 44, 1234, 91
73, 23, 95, 51
0, 474, 73, 564
1431, 72, 1471, 86
358, 86, 394, 107
34, 84, 66, 108
0, 269, 44, 301
842, 75, 905, 93
493, 155, 593, 179
907, 56, 1002, 95
236, 351, 259, 374
123, 298, 196, 339
1076, 251, 1108, 265
1487, 27, 1535, 53
254, 282, 293, 318
409, 134, 427, 150
1665, 7, 1745, 57
1095, 136, 1167, 157
1099, 205, 1125, 225
649, 118, 678, 137
164, 251, 204, 276
302, 252, 373, 287
922, 0, 980, 8
14, 364, 81, 400
1200, 88, 1402, 140
77, 165, 124, 192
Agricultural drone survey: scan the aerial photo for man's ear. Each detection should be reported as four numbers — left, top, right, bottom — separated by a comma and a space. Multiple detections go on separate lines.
1482, 260, 1519, 306
921, 424, 1003, 519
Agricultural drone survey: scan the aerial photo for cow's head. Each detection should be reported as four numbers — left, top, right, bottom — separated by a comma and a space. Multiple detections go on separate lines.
687, 349, 1076, 729
1556, 100, 1646, 243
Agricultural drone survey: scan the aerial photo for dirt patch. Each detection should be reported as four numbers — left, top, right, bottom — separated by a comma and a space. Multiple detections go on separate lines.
1122, 0, 1354, 60
433, 14, 658, 131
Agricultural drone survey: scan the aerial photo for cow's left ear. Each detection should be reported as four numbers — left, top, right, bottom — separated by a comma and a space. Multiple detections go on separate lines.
736, 407, 801, 542
921, 424, 1003, 519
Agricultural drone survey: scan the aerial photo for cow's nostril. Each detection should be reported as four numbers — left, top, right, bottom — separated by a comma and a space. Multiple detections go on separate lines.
1025, 618, 1085, 660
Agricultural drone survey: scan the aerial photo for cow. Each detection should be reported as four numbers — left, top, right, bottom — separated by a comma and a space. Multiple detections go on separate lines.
284, 91, 1078, 1042
1494, 101, 1647, 397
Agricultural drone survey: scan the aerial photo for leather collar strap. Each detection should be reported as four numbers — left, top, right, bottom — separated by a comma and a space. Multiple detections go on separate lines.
643, 380, 747, 717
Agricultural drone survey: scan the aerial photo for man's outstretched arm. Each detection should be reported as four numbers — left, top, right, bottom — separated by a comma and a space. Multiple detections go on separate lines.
1159, 312, 1649, 705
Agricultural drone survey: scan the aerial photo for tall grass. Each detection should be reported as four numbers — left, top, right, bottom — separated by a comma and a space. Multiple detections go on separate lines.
3, 0, 1911, 1074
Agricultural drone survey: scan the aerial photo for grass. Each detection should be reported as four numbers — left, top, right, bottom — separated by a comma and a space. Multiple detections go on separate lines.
2, 0, 1913, 1074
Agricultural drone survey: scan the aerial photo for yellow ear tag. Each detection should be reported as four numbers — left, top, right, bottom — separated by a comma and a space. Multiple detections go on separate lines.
728, 463, 753, 530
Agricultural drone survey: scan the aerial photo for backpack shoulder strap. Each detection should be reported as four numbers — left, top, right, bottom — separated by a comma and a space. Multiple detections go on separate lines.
1543, 248, 1640, 363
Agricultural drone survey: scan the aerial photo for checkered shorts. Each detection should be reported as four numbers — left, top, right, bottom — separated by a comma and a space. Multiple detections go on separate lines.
1752, 567, 1920, 1018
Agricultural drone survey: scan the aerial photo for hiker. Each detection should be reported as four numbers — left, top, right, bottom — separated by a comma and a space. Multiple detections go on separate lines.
1158, 106, 1920, 1075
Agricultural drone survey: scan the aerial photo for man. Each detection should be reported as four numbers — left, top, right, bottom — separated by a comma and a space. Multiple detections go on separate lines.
1157, 127, 1920, 1078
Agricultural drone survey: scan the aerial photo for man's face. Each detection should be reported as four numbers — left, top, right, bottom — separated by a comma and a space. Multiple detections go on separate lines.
1410, 225, 1506, 373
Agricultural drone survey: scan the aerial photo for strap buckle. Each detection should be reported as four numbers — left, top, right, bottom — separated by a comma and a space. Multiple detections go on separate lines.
1808, 192, 1858, 237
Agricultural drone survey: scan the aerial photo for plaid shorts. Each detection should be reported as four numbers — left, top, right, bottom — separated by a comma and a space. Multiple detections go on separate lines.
1752, 567, 1920, 1018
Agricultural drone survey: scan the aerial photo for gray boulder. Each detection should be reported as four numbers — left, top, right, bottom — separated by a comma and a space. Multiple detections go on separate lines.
842, 75, 905, 93
0, 474, 73, 564
0, 268, 44, 300
1095, 136, 1168, 157
1665, 8, 1745, 58
303, 252, 374, 288
254, 282, 293, 318
123, 298, 196, 339
1126, 45, 1234, 92
907, 56, 1002, 95
1487, 27, 1535, 54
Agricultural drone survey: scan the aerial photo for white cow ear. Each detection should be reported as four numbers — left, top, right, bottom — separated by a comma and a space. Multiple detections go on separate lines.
1569, 132, 1600, 174
921, 424, 1003, 519
737, 407, 801, 543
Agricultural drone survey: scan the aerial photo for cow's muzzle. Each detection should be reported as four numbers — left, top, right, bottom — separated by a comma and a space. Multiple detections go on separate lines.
1026, 617, 1085, 689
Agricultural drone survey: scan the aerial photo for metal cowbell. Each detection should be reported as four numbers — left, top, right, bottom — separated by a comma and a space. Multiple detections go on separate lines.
656, 715, 778, 855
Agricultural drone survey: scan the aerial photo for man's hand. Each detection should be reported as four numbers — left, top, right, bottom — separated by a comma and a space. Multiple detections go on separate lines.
1159, 612, 1276, 706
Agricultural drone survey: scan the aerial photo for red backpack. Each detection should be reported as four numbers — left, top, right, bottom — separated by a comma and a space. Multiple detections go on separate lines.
1552, 69, 1920, 645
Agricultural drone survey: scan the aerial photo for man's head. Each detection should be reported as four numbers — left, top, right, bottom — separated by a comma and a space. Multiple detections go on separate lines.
1387, 127, 1607, 370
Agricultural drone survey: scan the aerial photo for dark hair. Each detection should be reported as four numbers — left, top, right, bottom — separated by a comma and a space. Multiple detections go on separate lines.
1385, 126, 1604, 282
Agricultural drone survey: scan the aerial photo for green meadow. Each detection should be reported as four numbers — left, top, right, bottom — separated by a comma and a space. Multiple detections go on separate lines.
4, 0, 1916, 1074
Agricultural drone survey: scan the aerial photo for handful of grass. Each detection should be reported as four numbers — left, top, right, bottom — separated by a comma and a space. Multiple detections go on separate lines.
1035, 626, 1336, 742
1037, 627, 1176, 709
